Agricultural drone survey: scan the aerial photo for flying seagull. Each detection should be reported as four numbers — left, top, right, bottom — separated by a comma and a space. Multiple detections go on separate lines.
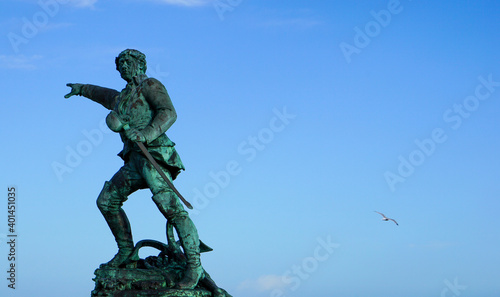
374, 211, 398, 226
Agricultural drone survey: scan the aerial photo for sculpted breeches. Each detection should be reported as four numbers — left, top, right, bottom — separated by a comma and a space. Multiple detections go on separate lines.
97, 151, 186, 220
96, 150, 199, 275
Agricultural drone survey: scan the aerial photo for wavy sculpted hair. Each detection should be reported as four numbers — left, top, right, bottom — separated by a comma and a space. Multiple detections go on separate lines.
115, 49, 147, 73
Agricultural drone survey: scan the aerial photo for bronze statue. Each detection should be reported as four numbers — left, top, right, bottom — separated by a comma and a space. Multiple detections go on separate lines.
65, 49, 204, 290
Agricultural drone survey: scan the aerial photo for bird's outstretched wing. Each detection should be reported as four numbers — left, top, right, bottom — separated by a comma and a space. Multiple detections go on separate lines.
389, 218, 399, 226
374, 211, 387, 218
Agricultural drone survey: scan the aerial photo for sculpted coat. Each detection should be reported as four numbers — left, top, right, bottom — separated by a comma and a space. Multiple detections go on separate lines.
81, 73, 185, 179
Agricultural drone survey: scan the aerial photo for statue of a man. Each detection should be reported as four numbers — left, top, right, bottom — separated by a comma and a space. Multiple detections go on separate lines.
65, 49, 202, 289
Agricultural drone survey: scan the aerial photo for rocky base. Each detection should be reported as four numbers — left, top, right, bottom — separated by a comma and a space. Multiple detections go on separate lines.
91, 243, 232, 297
92, 267, 213, 297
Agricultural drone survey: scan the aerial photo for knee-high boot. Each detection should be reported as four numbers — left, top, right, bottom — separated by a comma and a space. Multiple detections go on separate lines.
97, 181, 134, 268
171, 214, 203, 289
153, 191, 203, 289
152, 191, 203, 288
101, 208, 134, 267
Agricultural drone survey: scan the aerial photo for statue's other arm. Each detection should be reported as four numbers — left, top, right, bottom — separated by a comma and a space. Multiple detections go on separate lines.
141, 78, 177, 143
65, 83, 120, 110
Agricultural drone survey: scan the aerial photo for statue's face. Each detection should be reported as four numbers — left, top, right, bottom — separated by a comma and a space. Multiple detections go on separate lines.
117, 54, 142, 82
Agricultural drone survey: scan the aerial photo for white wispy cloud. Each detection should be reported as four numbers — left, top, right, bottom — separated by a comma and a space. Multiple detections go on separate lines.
238, 274, 288, 292
408, 241, 456, 250
256, 8, 323, 29
70, 0, 98, 8
147, 0, 214, 6
22, 0, 96, 8
261, 17, 322, 28
0, 54, 42, 70
39, 22, 74, 33
20, 0, 214, 9
61, 0, 214, 8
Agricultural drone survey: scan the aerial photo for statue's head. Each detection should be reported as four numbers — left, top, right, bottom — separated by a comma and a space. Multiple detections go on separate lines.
115, 49, 147, 82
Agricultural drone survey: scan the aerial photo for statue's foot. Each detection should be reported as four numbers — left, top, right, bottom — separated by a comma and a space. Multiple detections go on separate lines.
176, 264, 204, 289
100, 248, 133, 268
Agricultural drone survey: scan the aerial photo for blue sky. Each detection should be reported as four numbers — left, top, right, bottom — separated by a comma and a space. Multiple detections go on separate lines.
1, 0, 500, 296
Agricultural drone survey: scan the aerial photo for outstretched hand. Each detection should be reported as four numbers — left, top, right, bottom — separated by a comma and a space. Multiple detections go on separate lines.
64, 83, 83, 98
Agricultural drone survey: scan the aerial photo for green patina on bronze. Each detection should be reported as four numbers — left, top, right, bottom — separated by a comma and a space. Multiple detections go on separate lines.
92, 222, 230, 296
65, 49, 231, 297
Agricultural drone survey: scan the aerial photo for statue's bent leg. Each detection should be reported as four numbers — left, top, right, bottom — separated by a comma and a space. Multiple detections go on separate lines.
142, 153, 203, 288
152, 190, 203, 289
97, 180, 134, 268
